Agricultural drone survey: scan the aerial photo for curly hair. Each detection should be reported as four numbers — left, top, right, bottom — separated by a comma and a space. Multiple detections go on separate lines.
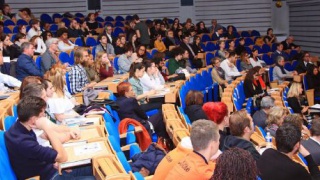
212, 147, 258, 180
202, 102, 228, 124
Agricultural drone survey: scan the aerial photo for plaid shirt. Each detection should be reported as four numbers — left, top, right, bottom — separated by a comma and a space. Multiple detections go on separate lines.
69, 64, 88, 94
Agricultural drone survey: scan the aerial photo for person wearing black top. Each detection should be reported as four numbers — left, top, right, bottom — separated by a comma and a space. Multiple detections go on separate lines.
86, 13, 99, 32
226, 25, 235, 40
163, 29, 176, 49
235, 37, 246, 55
257, 124, 320, 180
191, 35, 204, 55
295, 51, 311, 74
180, 35, 202, 68
196, 21, 209, 34
287, 82, 309, 114
306, 65, 320, 102
244, 67, 263, 98
184, 91, 208, 123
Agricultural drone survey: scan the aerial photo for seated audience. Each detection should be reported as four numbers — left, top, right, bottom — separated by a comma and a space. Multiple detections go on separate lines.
69, 48, 95, 94
265, 106, 288, 137
283, 114, 310, 139
16, 42, 43, 81
166, 120, 219, 179
94, 51, 113, 80
79, 20, 91, 37
95, 34, 115, 56
222, 109, 260, 161
211, 57, 228, 88
180, 49, 197, 75
84, 53, 100, 83
180, 35, 202, 69
154, 33, 167, 53
14, 33, 28, 47
4, 96, 94, 179
287, 82, 309, 115
163, 29, 177, 49
128, 33, 139, 52
213, 147, 258, 180
184, 91, 208, 123
139, 60, 165, 93
29, 35, 46, 55
41, 31, 53, 43
252, 96, 275, 129
152, 52, 179, 81
57, 28, 76, 52
128, 62, 161, 112
217, 41, 227, 59
168, 47, 184, 75
118, 44, 134, 73
16, 8, 34, 22
227, 39, 235, 52
243, 67, 264, 98
208, 19, 223, 33
281, 35, 299, 51
202, 102, 229, 149
116, 82, 166, 138
306, 65, 320, 101
41, 38, 60, 72
86, 13, 98, 32
257, 124, 320, 180
1, 34, 21, 61
196, 21, 209, 34
235, 37, 246, 55
104, 25, 115, 45
1, 4, 15, 21
263, 28, 277, 44
302, 118, 320, 165
154, 137, 192, 180
273, 56, 297, 84
27, 19, 42, 40
240, 51, 253, 71
226, 25, 235, 40
68, 19, 82, 38
272, 43, 289, 62
295, 51, 311, 74
191, 35, 203, 55
131, 45, 147, 62
212, 27, 224, 41
220, 52, 245, 81
250, 48, 266, 67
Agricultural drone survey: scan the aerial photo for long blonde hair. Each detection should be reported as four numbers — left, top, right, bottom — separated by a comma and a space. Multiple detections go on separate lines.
287, 82, 301, 98
44, 64, 66, 97
266, 106, 288, 126
95, 51, 109, 73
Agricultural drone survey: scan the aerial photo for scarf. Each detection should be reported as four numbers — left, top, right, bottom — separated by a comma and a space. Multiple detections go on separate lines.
277, 64, 286, 74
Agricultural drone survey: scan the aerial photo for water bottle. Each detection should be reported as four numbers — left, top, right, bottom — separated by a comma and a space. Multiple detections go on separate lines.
265, 132, 272, 148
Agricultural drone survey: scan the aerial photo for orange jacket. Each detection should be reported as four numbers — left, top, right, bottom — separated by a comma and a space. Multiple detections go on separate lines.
165, 151, 216, 180
153, 143, 192, 180
118, 118, 152, 151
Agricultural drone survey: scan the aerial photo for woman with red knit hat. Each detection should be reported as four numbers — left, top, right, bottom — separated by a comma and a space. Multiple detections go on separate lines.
202, 102, 230, 150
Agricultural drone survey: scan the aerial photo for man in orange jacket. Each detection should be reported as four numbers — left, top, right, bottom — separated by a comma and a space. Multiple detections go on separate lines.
165, 120, 220, 180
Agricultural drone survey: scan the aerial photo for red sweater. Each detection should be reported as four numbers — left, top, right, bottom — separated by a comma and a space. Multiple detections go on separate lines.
99, 65, 113, 80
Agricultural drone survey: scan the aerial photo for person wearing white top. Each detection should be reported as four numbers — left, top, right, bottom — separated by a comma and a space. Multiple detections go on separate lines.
220, 52, 245, 81
139, 60, 164, 93
31, 36, 47, 54
0, 71, 21, 92
250, 48, 266, 67
57, 28, 76, 52
27, 19, 42, 40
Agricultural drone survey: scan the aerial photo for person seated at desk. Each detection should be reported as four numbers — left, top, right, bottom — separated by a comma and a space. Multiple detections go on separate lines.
168, 47, 185, 75
94, 51, 113, 80
249, 48, 266, 68
57, 28, 76, 52
220, 51, 246, 81
302, 118, 320, 165
295, 52, 312, 74
240, 51, 253, 71
139, 60, 165, 93
257, 124, 320, 180
271, 43, 289, 63
210, 57, 228, 89
287, 82, 309, 115
84, 53, 100, 83
265, 106, 288, 137
244, 67, 264, 98
118, 44, 134, 73
4, 96, 95, 180
116, 82, 167, 138
306, 65, 320, 103
184, 90, 208, 123
252, 96, 275, 129
283, 114, 310, 140
131, 45, 147, 63
273, 56, 297, 84
154, 33, 167, 53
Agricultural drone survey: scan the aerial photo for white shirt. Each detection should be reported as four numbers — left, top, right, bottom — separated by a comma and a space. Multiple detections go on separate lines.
220, 59, 241, 81
139, 72, 164, 93
47, 94, 75, 124
0, 72, 21, 91
249, 57, 265, 67
34, 37, 47, 54
107, 33, 113, 43
27, 28, 42, 40
58, 40, 76, 52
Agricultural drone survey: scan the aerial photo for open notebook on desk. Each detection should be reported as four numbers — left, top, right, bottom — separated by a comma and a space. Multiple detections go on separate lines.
64, 117, 100, 127
63, 126, 105, 147
310, 104, 320, 109
149, 88, 171, 98
59, 141, 111, 170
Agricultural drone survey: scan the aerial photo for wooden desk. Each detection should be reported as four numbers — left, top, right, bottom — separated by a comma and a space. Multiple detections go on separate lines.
94, 74, 129, 93
64, 125, 106, 146
93, 156, 130, 180
148, 80, 184, 103
59, 141, 112, 172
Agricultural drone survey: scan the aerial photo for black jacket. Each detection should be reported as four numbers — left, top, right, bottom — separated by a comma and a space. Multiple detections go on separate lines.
222, 135, 260, 161
295, 60, 311, 74
244, 79, 263, 98
116, 96, 147, 122
180, 42, 195, 60
184, 104, 208, 123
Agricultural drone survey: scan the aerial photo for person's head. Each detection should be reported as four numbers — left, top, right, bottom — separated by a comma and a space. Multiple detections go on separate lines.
252, 48, 258, 57
21, 83, 47, 102
182, 49, 189, 59
217, 27, 223, 35
171, 47, 184, 61
240, 51, 249, 62
124, 44, 133, 57
211, 57, 221, 67
190, 120, 220, 158
287, 35, 294, 44
2, 4, 11, 15
42, 31, 53, 42
155, 33, 162, 41
21, 42, 35, 57
228, 52, 237, 63
185, 90, 204, 107
211, 19, 217, 26
98, 34, 108, 45
266, 106, 288, 127
129, 33, 137, 43
18, 25, 27, 34
143, 60, 156, 75
17, 96, 47, 127
137, 45, 146, 57
302, 51, 310, 63
44, 65, 66, 97
19, 8, 31, 16
193, 35, 201, 45
181, 34, 190, 44
84, 52, 94, 67
227, 25, 233, 33
276, 43, 283, 51
310, 119, 320, 137
276, 123, 301, 154
105, 25, 113, 35
218, 40, 225, 50
177, 29, 183, 36
213, 147, 258, 180
260, 96, 275, 111
119, 34, 126, 45
228, 40, 235, 48
14, 33, 27, 44
79, 20, 87, 29
267, 28, 273, 35
287, 82, 303, 98
43, 79, 54, 98
58, 22, 66, 29
307, 64, 318, 76
132, 14, 140, 23
88, 13, 95, 21
29, 35, 41, 47
20, 76, 42, 96
129, 62, 145, 79
229, 109, 254, 138
244, 67, 260, 83
185, 22, 191, 29
74, 47, 89, 65
167, 29, 174, 38
276, 55, 285, 66
283, 114, 304, 131
0, 34, 11, 47
71, 19, 79, 29
30, 19, 40, 29
202, 102, 228, 125
57, 28, 69, 40
45, 38, 59, 52
95, 51, 110, 71
117, 82, 135, 98
198, 21, 206, 29
154, 21, 161, 30
239, 37, 245, 45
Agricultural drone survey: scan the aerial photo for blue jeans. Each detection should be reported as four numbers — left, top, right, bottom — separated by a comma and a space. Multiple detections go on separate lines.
51, 166, 95, 180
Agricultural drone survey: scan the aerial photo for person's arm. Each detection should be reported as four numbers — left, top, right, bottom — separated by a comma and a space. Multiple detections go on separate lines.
131, 98, 148, 120
135, 29, 141, 38
221, 61, 241, 77
100, 66, 114, 78
274, 66, 291, 79
0, 72, 21, 87
299, 145, 320, 179
288, 97, 303, 114
211, 68, 225, 85
23, 58, 43, 77
58, 41, 74, 52
118, 56, 131, 72
140, 74, 164, 91
54, 112, 79, 123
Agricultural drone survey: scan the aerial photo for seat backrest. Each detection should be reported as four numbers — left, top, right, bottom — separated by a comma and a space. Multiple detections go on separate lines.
303, 75, 308, 91
269, 67, 274, 82
108, 135, 121, 153
74, 37, 84, 46
0, 131, 17, 180
35, 56, 42, 70
4, 116, 16, 131
65, 72, 72, 94
114, 57, 120, 71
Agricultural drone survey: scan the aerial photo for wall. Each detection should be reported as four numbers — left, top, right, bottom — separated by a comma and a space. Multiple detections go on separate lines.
270, 1, 289, 42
